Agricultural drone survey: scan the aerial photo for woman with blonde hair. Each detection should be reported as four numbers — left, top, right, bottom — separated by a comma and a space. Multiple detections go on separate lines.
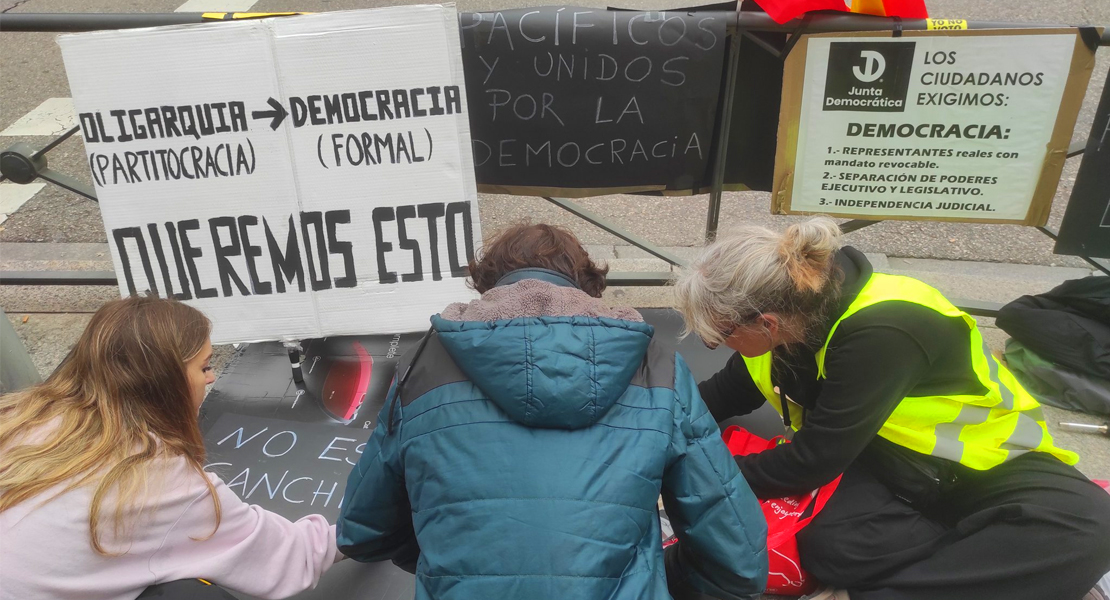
674, 217, 1110, 600
0, 296, 338, 600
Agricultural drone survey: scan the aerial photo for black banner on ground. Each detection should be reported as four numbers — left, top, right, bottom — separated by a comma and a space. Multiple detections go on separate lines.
460, 8, 727, 195
200, 334, 423, 523
1056, 69, 1110, 259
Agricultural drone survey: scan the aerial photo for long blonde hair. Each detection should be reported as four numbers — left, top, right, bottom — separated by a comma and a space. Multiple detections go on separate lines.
675, 217, 844, 347
0, 296, 219, 554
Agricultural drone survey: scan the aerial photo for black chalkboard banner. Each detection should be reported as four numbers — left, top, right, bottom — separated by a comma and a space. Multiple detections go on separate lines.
1056, 68, 1110, 259
199, 333, 425, 525
204, 413, 357, 522
460, 8, 727, 195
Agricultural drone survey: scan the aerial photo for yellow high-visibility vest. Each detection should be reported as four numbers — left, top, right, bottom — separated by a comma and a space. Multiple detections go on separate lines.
743, 273, 1078, 470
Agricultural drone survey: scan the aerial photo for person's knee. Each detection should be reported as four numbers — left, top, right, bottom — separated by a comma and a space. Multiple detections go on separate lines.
797, 519, 856, 584
796, 519, 836, 563
1086, 493, 1110, 565
1061, 483, 1110, 585
798, 508, 949, 588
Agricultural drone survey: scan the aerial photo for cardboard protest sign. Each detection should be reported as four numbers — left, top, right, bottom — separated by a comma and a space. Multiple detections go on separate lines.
773, 29, 1096, 224
58, 6, 481, 344
1056, 68, 1110, 259
459, 8, 726, 196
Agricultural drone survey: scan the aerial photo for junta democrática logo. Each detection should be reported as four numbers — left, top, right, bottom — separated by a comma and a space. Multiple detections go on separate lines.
823, 41, 916, 112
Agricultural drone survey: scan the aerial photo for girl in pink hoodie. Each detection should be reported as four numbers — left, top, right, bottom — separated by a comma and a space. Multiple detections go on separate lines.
0, 296, 338, 600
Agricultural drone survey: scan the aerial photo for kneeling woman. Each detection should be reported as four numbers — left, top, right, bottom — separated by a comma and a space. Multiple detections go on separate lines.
675, 217, 1110, 600
338, 223, 768, 600
0, 297, 338, 599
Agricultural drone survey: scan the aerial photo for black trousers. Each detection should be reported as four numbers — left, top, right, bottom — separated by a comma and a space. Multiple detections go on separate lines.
138, 580, 237, 599
796, 452, 1110, 600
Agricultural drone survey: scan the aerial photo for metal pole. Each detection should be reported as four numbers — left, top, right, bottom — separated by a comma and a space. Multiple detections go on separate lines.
1066, 139, 1087, 158
605, 272, 674, 286
542, 196, 687, 267
37, 168, 97, 202
1036, 226, 1110, 276
733, 12, 1110, 46
950, 299, 1003, 318
706, 32, 743, 242
839, 219, 879, 234
0, 267, 684, 288
2, 8, 1107, 296
0, 271, 117, 285
32, 125, 80, 159
2, 12, 1109, 45
0, 139, 98, 201
0, 13, 203, 31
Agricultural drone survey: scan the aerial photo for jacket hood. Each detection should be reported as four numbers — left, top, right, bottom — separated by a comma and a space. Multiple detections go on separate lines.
431, 281, 653, 429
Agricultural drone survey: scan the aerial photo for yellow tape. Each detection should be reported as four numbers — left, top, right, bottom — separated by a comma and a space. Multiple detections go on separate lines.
201, 12, 308, 20
927, 19, 968, 30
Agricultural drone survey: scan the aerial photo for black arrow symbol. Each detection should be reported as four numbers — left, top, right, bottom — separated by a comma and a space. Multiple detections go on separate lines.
251, 97, 288, 130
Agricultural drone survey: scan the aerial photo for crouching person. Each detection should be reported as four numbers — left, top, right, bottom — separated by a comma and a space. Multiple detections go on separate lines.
337, 223, 768, 600
0, 297, 338, 600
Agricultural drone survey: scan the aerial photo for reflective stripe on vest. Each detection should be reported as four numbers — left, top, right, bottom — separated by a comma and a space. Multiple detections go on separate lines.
742, 272, 1077, 470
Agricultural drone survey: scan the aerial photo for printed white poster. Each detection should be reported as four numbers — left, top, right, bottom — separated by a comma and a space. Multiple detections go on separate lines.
58, 6, 480, 343
779, 30, 1091, 223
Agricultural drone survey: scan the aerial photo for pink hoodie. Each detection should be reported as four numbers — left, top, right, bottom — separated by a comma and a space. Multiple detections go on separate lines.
0, 454, 336, 600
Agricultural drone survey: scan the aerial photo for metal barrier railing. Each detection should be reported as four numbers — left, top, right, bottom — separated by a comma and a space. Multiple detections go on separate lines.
1, 10, 1108, 314
2, 11, 1108, 43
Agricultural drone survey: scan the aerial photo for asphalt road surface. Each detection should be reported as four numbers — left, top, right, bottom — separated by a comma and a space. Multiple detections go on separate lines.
1, 0, 1107, 267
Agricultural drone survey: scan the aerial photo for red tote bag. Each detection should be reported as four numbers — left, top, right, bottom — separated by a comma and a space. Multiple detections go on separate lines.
722, 425, 842, 596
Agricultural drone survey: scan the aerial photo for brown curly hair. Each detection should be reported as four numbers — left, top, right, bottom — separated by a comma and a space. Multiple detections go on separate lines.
469, 223, 609, 298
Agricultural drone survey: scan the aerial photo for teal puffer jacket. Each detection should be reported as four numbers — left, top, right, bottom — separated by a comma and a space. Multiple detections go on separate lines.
337, 313, 767, 600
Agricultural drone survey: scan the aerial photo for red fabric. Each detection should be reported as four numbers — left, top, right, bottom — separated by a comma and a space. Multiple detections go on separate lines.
722, 426, 841, 596
751, 0, 929, 25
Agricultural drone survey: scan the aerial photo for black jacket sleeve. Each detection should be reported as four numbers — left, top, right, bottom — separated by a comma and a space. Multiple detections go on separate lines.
697, 352, 768, 423
737, 325, 932, 498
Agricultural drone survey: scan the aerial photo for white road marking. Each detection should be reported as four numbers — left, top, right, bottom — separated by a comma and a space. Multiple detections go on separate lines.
0, 182, 46, 224
175, 0, 258, 12
0, 98, 77, 137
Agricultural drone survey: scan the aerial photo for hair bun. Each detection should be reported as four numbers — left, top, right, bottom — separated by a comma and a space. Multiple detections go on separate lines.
778, 217, 841, 293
